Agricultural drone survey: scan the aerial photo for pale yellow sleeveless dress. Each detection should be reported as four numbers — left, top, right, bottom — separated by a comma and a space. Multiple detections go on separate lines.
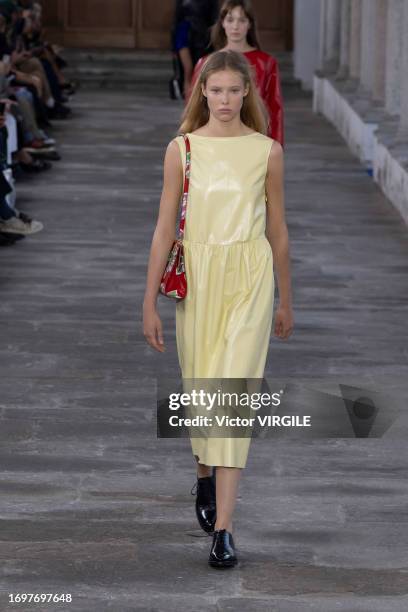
174, 132, 275, 468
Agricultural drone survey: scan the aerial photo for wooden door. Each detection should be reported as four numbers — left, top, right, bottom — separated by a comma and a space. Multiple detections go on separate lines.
43, 0, 137, 48
42, 0, 293, 51
254, 0, 294, 51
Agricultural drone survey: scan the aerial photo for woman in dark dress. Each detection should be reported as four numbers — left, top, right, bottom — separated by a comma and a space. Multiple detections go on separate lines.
171, 0, 219, 98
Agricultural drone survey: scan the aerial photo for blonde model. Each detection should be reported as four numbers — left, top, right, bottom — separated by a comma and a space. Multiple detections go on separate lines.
143, 49, 293, 568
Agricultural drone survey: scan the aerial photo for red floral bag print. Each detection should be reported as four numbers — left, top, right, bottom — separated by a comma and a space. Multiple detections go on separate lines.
159, 134, 191, 301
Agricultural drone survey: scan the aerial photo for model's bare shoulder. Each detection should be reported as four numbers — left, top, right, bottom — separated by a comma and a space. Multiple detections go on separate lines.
167, 137, 183, 153
266, 139, 284, 180
267, 139, 284, 162
269, 139, 283, 153
165, 138, 184, 164
163, 138, 184, 185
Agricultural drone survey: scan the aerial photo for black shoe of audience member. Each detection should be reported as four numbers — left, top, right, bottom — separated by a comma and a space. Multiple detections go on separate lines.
55, 55, 68, 70
31, 150, 61, 161
11, 162, 24, 180
20, 159, 52, 173
61, 80, 78, 94
38, 117, 53, 129
0, 232, 25, 246
47, 104, 72, 120
19, 212, 33, 224
63, 87, 75, 97
58, 103, 72, 116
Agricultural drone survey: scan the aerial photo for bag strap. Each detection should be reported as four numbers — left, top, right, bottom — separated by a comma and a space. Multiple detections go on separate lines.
177, 134, 191, 239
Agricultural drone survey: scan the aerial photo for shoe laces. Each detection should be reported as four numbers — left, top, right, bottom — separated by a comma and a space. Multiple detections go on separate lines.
191, 475, 215, 497
19, 212, 32, 224
188, 477, 216, 538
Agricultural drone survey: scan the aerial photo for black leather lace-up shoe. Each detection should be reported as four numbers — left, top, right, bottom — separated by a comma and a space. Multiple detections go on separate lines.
208, 529, 238, 568
190, 469, 216, 533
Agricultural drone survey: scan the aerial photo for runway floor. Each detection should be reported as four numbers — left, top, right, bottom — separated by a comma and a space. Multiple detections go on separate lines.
0, 79, 407, 611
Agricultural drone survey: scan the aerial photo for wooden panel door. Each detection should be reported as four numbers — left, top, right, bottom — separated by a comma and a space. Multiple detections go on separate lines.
253, 0, 294, 51
43, 0, 137, 48
42, 0, 293, 51
41, 0, 64, 40
136, 0, 174, 49
64, 0, 135, 47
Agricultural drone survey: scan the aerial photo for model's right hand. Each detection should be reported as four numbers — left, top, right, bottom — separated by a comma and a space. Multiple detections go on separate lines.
143, 306, 165, 352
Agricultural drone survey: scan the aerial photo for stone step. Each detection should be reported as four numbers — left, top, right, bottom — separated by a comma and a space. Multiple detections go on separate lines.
62, 48, 171, 90
62, 48, 299, 90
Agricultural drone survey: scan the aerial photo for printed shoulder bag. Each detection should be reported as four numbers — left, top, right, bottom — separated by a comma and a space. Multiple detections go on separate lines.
159, 134, 191, 300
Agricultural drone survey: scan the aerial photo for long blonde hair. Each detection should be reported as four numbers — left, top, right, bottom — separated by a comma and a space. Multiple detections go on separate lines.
211, 0, 261, 51
178, 50, 268, 135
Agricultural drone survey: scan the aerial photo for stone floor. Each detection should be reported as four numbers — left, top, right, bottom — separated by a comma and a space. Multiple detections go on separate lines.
0, 70, 408, 612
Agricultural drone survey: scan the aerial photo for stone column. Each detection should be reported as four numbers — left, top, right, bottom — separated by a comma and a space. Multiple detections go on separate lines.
385, 0, 403, 116
398, 0, 408, 136
360, 0, 376, 93
336, 0, 351, 79
319, 0, 342, 74
294, 0, 321, 90
372, 0, 387, 103
349, 0, 362, 80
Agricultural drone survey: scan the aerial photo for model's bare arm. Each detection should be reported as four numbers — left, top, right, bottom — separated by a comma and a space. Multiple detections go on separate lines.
265, 141, 294, 339
179, 47, 193, 97
143, 139, 183, 351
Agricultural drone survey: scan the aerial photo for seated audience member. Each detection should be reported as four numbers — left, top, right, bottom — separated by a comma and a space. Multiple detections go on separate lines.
0, 0, 76, 246
0, 104, 43, 239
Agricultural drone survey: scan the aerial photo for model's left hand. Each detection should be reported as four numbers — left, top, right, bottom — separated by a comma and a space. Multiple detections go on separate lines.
274, 306, 294, 339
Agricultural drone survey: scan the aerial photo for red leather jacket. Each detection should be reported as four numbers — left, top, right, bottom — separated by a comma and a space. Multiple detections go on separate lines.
186, 49, 284, 146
